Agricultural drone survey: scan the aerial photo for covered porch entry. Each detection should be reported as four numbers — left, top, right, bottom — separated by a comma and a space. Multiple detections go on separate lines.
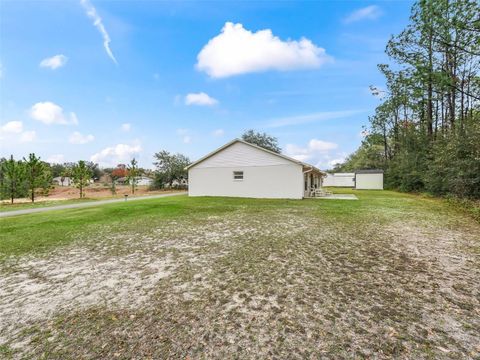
303, 166, 326, 198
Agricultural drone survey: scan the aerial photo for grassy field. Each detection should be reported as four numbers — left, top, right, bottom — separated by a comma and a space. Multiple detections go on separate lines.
0, 191, 479, 358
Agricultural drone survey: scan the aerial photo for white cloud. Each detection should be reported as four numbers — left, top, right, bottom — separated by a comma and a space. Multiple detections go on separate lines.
266, 109, 365, 128
182, 135, 191, 144
0, 121, 36, 143
80, 0, 118, 64
120, 123, 131, 132
19, 130, 36, 143
46, 154, 65, 164
196, 22, 331, 78
1, 120, 23, 134
69, 131, 95, 144
90, 143, 142, 166
185, 92, 218, 106
285, 139, 338, 164
212, 129, 224, 137
39, 54, 68, 69
328, 157, 346, 168
344, 5, 382, 24
30, 102, 78, 125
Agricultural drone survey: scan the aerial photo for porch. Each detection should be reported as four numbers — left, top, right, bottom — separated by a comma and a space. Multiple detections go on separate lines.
303, 166, 326, 198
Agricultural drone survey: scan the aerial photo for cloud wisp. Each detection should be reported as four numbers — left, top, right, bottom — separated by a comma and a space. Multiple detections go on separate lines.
285, 139, 341, 169
80, 0, 118, 64
265, 109, 366, 128
343, 5, 382, 24
196, 22, 331, 78
212, 129, 225, 137
0, 121, 36, 143
69, 131, 95, 144
39, 55, 68, 69
120, 123, 131, 132
30, 102, 79, 125
184, 92, 218, 106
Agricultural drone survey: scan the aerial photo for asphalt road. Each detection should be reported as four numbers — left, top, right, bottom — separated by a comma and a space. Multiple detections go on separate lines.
0, 192, 187, 218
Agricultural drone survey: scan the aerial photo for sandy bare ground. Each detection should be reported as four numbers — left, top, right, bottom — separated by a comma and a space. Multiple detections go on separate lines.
0, 203, 479, 359
0, 185, 174, 205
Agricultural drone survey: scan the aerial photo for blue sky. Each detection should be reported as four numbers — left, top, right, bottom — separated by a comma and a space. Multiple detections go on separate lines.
0, 0, 413, 169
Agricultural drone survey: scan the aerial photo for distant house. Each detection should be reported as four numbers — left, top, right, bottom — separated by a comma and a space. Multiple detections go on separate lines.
186, 139, 325, 199
169, 178, 188, 188
117, 176, 154, 186
52, 176, 73, 186
136, 176, 154, 186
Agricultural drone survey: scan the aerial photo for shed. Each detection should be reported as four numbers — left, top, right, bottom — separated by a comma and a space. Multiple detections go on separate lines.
355, 170, 384, 190
323, 173, 355, 187
186, 139, 325, 199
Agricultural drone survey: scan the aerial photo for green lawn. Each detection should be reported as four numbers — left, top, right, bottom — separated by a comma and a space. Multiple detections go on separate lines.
0, 191, 479, 358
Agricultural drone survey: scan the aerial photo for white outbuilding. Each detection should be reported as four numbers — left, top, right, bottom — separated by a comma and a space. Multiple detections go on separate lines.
186, 139, 325, 199
323, 173, 355, 187
354, 170, 384, 190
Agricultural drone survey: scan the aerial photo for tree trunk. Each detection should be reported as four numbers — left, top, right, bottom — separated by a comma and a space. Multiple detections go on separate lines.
427, 25, 434, 138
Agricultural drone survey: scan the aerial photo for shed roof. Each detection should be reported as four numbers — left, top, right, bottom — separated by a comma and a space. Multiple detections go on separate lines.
355, 169, 384, 174
186, 138, 325, 175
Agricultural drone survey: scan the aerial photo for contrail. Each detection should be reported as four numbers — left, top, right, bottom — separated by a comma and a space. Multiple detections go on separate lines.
80, 0, 118, 65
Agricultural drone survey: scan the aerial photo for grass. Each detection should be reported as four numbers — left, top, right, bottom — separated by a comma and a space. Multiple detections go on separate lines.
0, 191, 479, 358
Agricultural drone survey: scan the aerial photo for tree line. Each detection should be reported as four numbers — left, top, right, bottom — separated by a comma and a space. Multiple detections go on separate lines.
335, 0, 479, 199
0, 155, 97, 203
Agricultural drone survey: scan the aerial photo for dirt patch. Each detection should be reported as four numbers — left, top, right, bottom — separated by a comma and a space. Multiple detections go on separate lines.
1, 203, 479, 359
0, 248, 175, 346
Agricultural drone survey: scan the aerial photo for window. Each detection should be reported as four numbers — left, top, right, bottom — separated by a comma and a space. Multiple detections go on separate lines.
233, 171, 244, 181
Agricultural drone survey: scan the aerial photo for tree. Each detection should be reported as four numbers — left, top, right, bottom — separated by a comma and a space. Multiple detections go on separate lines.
153, 151, 190, 188
241, 129, 281, 153
126, 158, 140, 194
111, 164, 128, 180
0, 155, 26, 204
71, 160, 92, 198
337, 0, 479, 199
50, 163, 67, 178
23, 153, 51, 203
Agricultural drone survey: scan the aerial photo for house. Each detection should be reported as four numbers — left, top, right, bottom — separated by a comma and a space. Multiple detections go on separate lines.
170, 178, 188, 187
136, 176, 154, 186
323, 173, 355, 187
186, 139, 325, 199
52, 176, 73, 186
116, 176, 154, 186
355, 170, 384, 190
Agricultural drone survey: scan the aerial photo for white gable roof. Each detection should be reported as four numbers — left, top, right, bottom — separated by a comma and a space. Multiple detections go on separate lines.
186, 139, 323, 173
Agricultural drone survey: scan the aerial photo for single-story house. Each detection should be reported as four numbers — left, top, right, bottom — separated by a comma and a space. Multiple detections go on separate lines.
136, 176, 154, 186
116, 176, 154, 186
355, 170, 384, 190
186, 139, 325, 199
52, 176, 73, 186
